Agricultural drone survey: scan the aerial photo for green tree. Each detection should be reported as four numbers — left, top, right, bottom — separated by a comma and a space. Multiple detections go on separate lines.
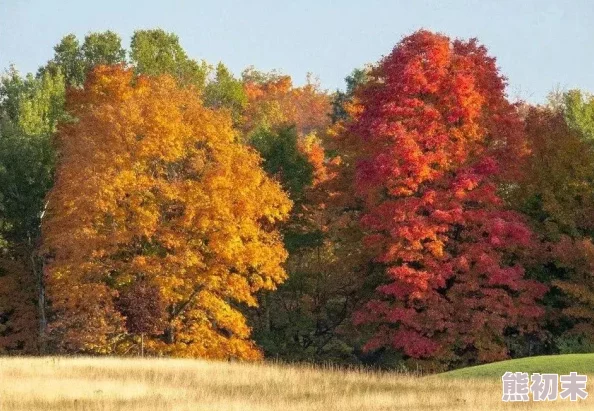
564, 90, 594, 141
250, 126, 313, 200
330, 67, 368, 123
130, 29, 208, 89
0, 66, 65, 353
48, 34, 85, 87
204, 63, 247, 123
0, 67, 63, 244
81, 31, 127, 68
44, 31, 127, 87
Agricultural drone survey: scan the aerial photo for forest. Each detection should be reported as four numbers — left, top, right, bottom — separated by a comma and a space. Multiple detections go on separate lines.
1, 28, 594, 373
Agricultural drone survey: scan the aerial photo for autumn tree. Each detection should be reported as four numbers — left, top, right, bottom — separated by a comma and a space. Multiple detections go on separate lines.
552, 91, 594, 350
42, 66, 291, 359
343, 31, 546, 369
243, 71, 377, 363
239, 68, 365, 362
513, 105, 594, 241
513, 100, 594, 353
241, 69, 331, 139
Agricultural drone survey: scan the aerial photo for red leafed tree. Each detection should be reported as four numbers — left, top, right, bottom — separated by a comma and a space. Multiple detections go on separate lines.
349, 31, 546, 367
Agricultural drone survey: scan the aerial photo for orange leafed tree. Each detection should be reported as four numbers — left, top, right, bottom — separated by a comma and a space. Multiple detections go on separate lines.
42, 65, 292, 359
242, 72, 331, 138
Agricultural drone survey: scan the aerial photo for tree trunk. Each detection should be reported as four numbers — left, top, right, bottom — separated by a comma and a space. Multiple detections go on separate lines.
264, 293, 271, 333
164, 326, 175, 344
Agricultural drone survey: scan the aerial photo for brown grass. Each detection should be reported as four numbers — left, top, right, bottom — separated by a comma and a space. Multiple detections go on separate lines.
0, 357, 591, 410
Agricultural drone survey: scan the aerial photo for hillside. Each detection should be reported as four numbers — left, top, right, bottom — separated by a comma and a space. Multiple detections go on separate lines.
441, 353, 594, 379
0, 357, 593, 410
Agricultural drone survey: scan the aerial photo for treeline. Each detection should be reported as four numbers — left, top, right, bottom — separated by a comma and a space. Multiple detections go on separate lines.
1, 29, 594, 371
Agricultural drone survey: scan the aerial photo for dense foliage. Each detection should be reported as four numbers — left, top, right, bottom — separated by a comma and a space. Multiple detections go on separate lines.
42, 66, 291, 358
0, 28, 593, 371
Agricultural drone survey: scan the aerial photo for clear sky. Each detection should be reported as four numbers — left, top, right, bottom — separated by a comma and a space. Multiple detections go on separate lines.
1, 0, 592, 103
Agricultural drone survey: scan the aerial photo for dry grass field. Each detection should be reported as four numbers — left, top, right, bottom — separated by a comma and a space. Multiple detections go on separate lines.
0, 356, 592, 410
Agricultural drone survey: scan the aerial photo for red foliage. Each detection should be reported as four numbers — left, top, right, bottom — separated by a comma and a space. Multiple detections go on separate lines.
350, 31, 546, 366
116, 280, 166, 336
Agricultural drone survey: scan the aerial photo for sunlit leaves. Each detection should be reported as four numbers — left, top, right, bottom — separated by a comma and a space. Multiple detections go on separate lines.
42, 66, 291, 358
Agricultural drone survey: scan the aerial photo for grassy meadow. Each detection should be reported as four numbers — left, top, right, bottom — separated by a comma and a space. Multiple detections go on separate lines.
442, 353, 594, 379
0, 356, 592, 410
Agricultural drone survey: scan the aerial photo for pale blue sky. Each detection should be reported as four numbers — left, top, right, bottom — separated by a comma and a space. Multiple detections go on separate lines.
1, 0, 592, 102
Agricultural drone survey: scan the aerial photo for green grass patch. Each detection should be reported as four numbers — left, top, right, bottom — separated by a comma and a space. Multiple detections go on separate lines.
441, 354, 594, 379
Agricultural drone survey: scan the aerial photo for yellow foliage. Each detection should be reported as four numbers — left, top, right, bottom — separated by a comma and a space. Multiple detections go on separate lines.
42, 65, 292, 359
